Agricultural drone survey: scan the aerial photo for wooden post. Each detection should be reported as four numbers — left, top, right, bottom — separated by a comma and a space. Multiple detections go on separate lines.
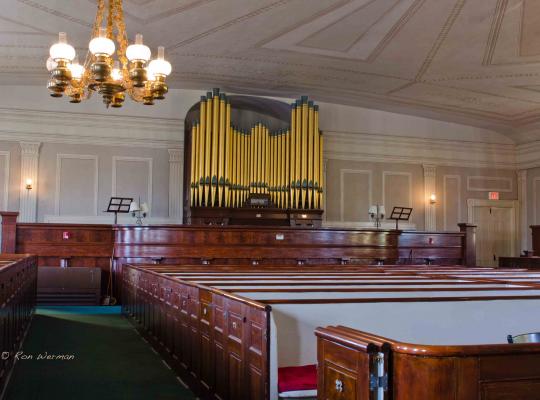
530, 226, 540, 256
458, 223, 476, 267
0, 212, 19, 254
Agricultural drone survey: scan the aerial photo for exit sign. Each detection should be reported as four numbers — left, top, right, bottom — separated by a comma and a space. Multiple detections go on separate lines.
489, 192, 500, 200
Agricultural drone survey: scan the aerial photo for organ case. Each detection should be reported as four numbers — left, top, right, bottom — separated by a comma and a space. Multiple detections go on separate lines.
183, 89, 324, 226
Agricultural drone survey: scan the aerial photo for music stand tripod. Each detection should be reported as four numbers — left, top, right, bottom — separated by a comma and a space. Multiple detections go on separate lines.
105, 197, 133, 224
388, 206, 413, 230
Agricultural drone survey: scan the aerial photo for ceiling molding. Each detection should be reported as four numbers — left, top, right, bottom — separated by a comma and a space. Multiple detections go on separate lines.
0, 107, 184, 149
324, 130, 516, 170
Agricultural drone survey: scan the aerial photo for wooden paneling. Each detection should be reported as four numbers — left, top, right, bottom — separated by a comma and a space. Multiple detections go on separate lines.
0, 255, 37, 393
122, 264, 270, 400
317, 325, 540, 400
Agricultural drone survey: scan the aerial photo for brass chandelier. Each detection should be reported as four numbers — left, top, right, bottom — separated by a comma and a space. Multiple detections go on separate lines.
46, 0, 172, 108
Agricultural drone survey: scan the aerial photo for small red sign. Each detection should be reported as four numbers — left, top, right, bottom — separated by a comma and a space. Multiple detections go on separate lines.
488, 192, 499, 200
62, 231, 70, 240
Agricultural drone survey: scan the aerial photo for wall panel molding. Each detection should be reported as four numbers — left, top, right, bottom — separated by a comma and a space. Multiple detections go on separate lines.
168, 149, 182, 220
423, 164, 436, 231
443, 174, 461, 231
324, 130, 516, 169
112, 156, 153, 215
18, 141, 40, 222
466, 175, 513, 192
533, 177, 540, 225
55, 153, 98, 216
0, 151, 10, 211
339, 169, 372, 222
382, 171, 412, 208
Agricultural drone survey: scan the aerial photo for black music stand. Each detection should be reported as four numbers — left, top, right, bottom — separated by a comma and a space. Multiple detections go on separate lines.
388, 206, 413, 230
105, 197, 133, 224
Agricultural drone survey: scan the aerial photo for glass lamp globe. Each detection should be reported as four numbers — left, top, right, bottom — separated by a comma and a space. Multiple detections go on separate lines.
69, 60, 85, 80
89, 27, 115, 56
49, 32, 76, 61
46, 57, 58, 72
145, 67, 156, 82
148, 46, 172, 76
111, 61, 122, 81
126, 34, 151, 62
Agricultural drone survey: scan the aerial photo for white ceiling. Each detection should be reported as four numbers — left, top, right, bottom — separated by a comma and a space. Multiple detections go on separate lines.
2, 0, 540, 140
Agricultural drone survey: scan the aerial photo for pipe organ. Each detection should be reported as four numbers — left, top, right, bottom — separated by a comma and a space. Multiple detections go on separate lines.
185, 89, 324, 227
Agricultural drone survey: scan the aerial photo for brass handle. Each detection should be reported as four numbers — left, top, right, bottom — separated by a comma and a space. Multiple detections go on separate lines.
203, 308, 207, 315
232, 322, 237, 329
335, 379, 343, 393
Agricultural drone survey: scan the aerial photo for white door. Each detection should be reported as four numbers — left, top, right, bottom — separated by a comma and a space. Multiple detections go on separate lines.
469, 200, 517, 267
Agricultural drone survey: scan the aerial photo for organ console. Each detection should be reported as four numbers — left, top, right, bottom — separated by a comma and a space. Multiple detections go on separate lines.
183, 89, 324, 226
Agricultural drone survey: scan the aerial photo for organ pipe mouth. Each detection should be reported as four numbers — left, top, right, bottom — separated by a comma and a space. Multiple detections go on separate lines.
189, 90, 323, 210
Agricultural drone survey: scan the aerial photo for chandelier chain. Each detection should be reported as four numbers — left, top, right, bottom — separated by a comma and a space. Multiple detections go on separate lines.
46, 0, 171, 107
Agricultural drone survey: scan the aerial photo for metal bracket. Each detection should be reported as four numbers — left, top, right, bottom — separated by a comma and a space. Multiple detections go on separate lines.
369, 374, 388, 391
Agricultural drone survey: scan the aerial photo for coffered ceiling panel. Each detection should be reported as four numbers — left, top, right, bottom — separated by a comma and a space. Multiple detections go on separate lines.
3, 0, 540, 139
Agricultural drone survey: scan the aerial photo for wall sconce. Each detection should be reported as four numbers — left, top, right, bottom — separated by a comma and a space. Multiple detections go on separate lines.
369, 204, 385, 228
25, 178, 33, 190
129, 197, 149, 225
429, 193, 436, 204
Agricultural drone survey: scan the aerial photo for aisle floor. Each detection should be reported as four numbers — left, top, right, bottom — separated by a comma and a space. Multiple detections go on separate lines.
3, 306, 196, 400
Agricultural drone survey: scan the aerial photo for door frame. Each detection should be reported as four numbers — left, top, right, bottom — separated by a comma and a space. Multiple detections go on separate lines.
467, 199, 519, 258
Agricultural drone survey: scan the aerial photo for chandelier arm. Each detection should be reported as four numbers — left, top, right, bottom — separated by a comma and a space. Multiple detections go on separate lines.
114, 0, 130, 74
107, 0, 114, 39
79, 0, 106, 90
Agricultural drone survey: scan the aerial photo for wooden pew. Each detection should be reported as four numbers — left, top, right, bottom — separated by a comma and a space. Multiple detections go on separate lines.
316, 325, 540, 400
122, 264, 540, 400
0, 254, 37, 392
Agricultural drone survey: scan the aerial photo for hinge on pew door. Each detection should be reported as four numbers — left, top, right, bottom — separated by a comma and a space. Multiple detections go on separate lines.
369, 353, 388, 398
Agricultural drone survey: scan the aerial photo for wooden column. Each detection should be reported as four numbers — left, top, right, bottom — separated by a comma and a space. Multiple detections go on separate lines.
531, 225, 540, 256
517, 169, 528, 252
0, 211, 18, 253
458, 223, 476, 267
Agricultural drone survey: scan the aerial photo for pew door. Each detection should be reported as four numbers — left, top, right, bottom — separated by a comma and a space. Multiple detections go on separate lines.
469, 199, 517, 267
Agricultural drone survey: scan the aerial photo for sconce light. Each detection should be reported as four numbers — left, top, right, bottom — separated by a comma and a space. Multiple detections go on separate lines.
25, 178, 33, 190
129, 197, 148, 225
369, 204, 385, 228
429, 193, 436, 204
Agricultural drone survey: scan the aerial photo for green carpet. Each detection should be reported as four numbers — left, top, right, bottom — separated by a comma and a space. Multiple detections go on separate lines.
3, 306, 196, 400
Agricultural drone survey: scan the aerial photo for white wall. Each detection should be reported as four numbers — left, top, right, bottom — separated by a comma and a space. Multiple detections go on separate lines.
0, 85, 523, 230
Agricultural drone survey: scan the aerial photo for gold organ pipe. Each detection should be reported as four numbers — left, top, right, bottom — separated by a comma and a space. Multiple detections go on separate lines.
239, 131, 242, 205
204, 93, 212, 206
319, 132, 324, 210
289, 105, 296, 209
218, 94, 226, 207
295, 100, 301, 209
285, 129, 290, 209
307, 101, 315, 209
190, 123, 197, 206
243, 131, 248, 203
270, 133, 274, 204
230, 127, 236, 208
301, 97, 308, 209
225, 101, 232, 207
264, 126, 270, 193
276, 132, 280, 206
250, 126, 255, 195
259, 125, 263, 195
211, 89, 220, 206
198, 97, 206, 207
314, 105, 320, 209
